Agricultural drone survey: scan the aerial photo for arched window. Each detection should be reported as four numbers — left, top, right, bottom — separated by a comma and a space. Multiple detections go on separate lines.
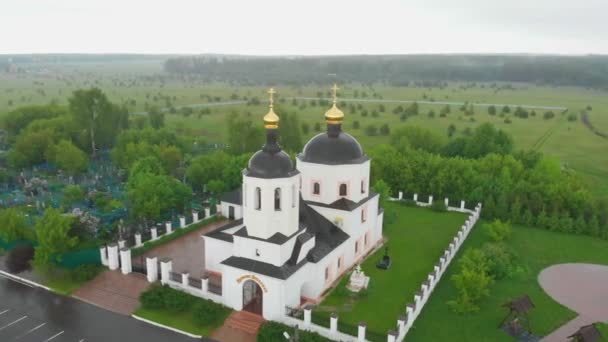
255, 187, 261, 210
243, 184, 247, 207
339, 183, 347, 197
313, 182, 320, 195
274, 188, 281, 211
361, 179, 366, 194
292, 184, 296, 208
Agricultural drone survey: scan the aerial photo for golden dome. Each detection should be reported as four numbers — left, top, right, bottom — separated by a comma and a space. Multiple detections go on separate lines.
264, 87, 279, 129
325, 83, 344, 124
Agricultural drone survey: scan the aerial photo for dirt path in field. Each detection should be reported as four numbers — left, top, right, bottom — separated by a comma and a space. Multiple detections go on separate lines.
538, 263, 608, 341
581, 111, 608, 140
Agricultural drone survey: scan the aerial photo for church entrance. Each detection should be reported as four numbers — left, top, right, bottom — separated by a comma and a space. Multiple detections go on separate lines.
242, 279, 263, 315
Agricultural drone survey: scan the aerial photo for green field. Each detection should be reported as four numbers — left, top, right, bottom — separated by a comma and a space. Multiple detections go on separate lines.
406, 221, 608, 341
311, 202, 465, 341
2, 61, 607, 196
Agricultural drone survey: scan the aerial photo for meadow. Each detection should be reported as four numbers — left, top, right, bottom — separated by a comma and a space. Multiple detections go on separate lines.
2, 60, 607, 197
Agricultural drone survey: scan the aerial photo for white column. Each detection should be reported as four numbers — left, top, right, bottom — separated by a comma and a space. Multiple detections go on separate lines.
413, 193, 418, 202
387, 330, 397, 342
118, 240, 126, 249
428, 195, 433, 205
192, 211, 199, 223
151, 227, 158, 240
444, 198, 449, 207
182, 272, 189, 287
160, 258, 173, 285
202, 276, 209, 294
204, 208, 210, 218
107, 243, 119, 270
146, 257, 158, 283
330, 313, 338, 334
179, 216, 186, 228
120, 248, 132, 274
304, 306, 312, 326
135, 233, 143, 247
358, 322, 366, 341
215, 204, 221, 215
166, 221, 173, 234
99, 246, 108, 266
460, 200, 465, 210
398, 191, 403, 200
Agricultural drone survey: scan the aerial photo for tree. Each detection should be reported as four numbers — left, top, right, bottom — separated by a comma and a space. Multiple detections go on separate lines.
69, 88, 128, 156
380, 124, 390, 136
301, 122, 310, 135
127, 172, 192, 224
314, 122, 322, 132
485, 220, 512, 242
488, 105, 497, 115
6, 244, 35, 273
33, 208, 78, 269
46, 140, 88, 175
0, 209, 32, 242
227, 114, 264, 155
157, 145, 183, 176
390, 126, 444, 154
149, 107, 165, 129
372, 179, 391, 207
447, 124, 457, 137
63, 185, 85, 207
448, 248, 494, 313
364, 124, 378, 136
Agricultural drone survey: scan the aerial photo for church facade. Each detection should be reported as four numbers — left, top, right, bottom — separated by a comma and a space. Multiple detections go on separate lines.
204, 86, 384, 320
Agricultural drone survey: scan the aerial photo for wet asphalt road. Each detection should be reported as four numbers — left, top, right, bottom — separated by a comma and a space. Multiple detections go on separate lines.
0, 275, 198, 342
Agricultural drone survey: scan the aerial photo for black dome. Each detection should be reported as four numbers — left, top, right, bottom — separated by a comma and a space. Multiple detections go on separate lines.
300, 125, 367, 165
247, 150, 295, 178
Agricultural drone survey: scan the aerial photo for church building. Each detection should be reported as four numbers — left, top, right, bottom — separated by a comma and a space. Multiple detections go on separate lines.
204, 86, 384, 320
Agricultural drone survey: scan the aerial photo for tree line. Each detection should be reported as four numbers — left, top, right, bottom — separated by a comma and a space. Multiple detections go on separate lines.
164, 55, 608, 88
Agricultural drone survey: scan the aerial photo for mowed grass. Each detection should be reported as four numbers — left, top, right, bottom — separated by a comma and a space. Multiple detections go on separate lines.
133, 307, 226, 336
312, 202, 466, 340
406, 222, 608, 342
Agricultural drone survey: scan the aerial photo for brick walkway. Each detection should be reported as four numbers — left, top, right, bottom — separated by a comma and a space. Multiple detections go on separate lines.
210, 311, 261, 342
539, 263, 608, 341
72, 270, 150, 315
132, 220, 228, 278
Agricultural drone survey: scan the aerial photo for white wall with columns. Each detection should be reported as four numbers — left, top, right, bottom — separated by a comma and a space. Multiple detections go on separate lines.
296, 159, 370, 205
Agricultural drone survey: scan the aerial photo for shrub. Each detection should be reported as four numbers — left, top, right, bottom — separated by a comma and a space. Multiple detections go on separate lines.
543, 111, 555, 119
192, 300, 227, 326
568, 113, 578, 122
431, 200, 448, 212
163, 286, 193, 312
485, 220, 512, 242
447, 248, 494, 313
481, 242, 515, 280
70, 264, 101, 282
258, 321, 331, 342
140, 285, 168, 310
5, 244, 35, 273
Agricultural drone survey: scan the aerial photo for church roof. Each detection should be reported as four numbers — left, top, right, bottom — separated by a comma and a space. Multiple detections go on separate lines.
209, 195, 350, 279
219, 189, 242, 205
298, 128, 368, 165
306, 191, 378, 212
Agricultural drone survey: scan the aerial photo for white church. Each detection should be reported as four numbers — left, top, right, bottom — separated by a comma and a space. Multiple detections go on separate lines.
204, 86, 384, 320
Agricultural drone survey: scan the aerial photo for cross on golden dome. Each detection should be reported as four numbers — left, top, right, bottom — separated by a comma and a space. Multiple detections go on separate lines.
263, 87, 279, 129
325, 83, 344, 124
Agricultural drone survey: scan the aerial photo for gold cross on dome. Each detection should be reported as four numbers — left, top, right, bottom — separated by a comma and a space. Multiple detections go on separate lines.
268, 87, 276, 108
331, 83, 339, 104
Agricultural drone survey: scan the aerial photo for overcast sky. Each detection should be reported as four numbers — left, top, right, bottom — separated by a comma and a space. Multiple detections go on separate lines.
2, 0, 607, 55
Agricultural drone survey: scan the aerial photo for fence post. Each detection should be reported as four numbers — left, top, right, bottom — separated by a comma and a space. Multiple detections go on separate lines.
398, 191, 403, 200
160, 258, 173, 285
99, 246, 108, 267
398, 315, 406, 335
166, 221, 173, 235
358, 322, 366, 341
413, 193, 418, 202
444, 198, 449, 207
428, 195, 433, 205
182, 272, 189, 287
146, 257, 158, 283
192, 211, 199, 223
387, 330, 397, 342
216, 204, 221, 215
205, 207, 210, 218
151, 227, 158, 241
118, 240, 126, 249
304, 306, 312, 326
330, 313, 338, 334
135, 233, 143, 247
120, 248, 132, 275
107, 243, 119, 270
179, 216, 186, 228
460, 200, 465, 210
202, 276, 209, 294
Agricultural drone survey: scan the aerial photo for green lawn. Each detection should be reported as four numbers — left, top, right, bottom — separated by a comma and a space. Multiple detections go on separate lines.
406, 222, 608, 342
311, 202, 466, 340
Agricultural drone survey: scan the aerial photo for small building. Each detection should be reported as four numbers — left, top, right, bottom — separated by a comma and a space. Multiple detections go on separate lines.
219, 189, 243, 220
568, 324, 602, 342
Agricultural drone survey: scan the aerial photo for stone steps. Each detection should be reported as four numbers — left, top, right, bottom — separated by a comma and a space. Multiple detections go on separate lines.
225, 311, 265, 335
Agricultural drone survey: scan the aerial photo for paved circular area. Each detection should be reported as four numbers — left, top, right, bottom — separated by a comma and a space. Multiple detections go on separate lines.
538, 263, 608, 321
